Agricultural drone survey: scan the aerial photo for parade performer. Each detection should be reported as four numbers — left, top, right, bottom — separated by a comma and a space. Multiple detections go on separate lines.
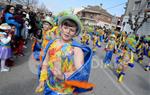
144, 42, 150, 71
103, 34, 117, 66
36, 15, 94, 95
136, 41, 145, 64
119, 31, 127, 48
38, 18, 55, 61
0, 23, 12, 72
92, 33, 101, 53
98, 29, 104, 42
32, 30, 42, 61
42, 18, 55, 50
81, 30, 88, 45
115, 46, 134, 83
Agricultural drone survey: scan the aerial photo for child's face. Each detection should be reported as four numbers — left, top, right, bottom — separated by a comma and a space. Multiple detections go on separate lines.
43, 22, 52, 31
60, 24, 77, 41
11, 26, 16, 32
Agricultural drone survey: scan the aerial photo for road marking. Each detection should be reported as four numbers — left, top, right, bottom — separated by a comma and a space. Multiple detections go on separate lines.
101, 64, 127, 95
99, 59, 136, 95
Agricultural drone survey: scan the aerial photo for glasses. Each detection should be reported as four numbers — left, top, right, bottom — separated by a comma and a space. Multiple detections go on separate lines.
10, 8, 14, 10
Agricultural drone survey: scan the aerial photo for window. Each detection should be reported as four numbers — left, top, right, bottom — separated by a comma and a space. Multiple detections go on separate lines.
90, 15, 93, 19
82, 12, 85, 17
133, 1, 141, 10
147, 1, 150, 8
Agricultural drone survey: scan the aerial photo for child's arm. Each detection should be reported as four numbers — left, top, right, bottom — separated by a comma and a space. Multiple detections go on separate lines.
0, 35, 11, 44
64, 47, 84, 78
35, 50, 49, 93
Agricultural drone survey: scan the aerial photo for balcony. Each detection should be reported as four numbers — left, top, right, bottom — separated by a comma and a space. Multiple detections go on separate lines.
144, 8, 150, 15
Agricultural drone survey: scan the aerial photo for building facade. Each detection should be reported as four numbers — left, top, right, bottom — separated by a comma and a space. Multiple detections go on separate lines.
122, 0, 150, 35
111, 16, 122, 31
76, 5, 113, 29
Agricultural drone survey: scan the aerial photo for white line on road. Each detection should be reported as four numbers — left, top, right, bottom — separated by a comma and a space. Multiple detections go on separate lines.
99, 59, 136, 95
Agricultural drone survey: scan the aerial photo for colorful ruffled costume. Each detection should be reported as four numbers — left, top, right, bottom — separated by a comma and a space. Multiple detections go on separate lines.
38, 39, 93, 95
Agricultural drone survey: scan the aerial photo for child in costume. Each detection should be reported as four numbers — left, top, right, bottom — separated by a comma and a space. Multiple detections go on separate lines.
0, 23, 12, 72
32, 29, 42, 61
118, 31, 127, 49
81, 30, 89, 45
38, 18, 55, 61
36, 15, 94, 95
92, 33, 101, 53
115, 46, 134, 83
41, 18, 55, 49
103, 34, 117, 66
136, 41, 145, 64
5, 24, 16, 67
98, 29, 104, 42
144, 42, 150, 71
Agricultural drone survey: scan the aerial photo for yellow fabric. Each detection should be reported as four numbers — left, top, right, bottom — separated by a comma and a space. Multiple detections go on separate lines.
129, 52, 134, 63
40, 70, 48, 82
148, 50, 150, 57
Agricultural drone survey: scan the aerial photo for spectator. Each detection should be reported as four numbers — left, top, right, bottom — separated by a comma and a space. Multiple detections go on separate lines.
4, 5, 21, 37
0, 23, 12, 72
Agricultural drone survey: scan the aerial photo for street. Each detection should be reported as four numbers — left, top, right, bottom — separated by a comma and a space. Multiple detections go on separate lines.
0, 40, 150, 95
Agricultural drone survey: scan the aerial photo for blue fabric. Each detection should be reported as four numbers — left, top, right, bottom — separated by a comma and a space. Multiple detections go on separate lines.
32, 42, 42, 61
96, 40, 101, 48
5, 13, 20, 27
38, 39, 93, 95
103, 50, 113, 64
5, 13, 20, 36
143, 47, 148, 56
100, 36, 103, 42
128, 63, 134, 68
115, 56, 121, 64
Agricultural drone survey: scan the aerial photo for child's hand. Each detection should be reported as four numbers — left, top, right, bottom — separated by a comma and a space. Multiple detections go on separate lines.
52, 67, 64, 80
35, 81, 44, 93
8, 34, 12, 37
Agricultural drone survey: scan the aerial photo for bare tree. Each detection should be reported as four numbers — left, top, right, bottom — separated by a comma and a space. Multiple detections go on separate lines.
11, 0, 38, 7
38, 2, 48, 12
128, 1, 150, 34
0, 0, 12, 4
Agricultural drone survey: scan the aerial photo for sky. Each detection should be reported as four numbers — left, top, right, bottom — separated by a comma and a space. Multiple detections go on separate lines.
39, 0, 128, 16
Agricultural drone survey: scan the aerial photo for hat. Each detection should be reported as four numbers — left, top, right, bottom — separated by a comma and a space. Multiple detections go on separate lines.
43, 17, 54, 26
0, 23, 11, 30
59, 15, 82, 36
110, 34, 116, 38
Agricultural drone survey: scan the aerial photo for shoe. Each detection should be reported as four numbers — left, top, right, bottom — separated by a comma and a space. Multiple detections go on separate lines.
23, 45, 27, 48
118, 72, 125, 83
1, 68, 9, 72
144, 66, 150, 71
19, 54, 24, 56
118, 74, 123, 83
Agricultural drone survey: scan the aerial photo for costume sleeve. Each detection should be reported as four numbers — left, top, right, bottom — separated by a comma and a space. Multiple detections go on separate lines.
0, 36, 11, 44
